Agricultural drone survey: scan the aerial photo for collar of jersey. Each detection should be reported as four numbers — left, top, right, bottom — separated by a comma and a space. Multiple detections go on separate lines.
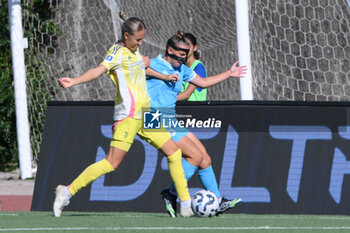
115, 41, 138, 54
116, 41, 125, 47
156, 54, 176, 70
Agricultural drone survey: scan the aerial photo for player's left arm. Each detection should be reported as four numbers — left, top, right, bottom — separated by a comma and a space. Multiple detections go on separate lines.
178, 64, 206, 100
177, 83, 196, 100
190, 61, 247, 88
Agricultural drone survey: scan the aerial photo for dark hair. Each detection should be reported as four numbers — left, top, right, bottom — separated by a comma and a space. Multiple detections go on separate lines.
184, 33, 200, 59
166, 30, 190, 52
119, 12, 145, 40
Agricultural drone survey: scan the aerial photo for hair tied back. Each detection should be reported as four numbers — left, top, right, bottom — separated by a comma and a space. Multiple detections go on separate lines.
119, 11, 127, 21
177, 30, 184, 38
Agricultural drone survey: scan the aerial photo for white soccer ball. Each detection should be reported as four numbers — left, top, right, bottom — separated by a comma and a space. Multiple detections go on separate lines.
191, 190, 219, 217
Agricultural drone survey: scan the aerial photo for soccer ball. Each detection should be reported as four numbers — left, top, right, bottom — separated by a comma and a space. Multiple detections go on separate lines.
191, 190, 219, 217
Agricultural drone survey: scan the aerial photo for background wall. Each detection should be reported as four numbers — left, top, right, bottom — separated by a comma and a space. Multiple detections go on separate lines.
250, 0, 350, 101
21, 0, 350, 160
32, 0, 350, 102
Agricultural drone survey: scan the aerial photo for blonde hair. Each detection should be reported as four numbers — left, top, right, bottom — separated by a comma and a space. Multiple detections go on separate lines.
119, 11, 145, 41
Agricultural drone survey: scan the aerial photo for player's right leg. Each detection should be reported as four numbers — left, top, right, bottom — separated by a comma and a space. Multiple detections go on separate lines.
53, 157, 116, 217
53, 118, 136, 217
53, 185, 71, 217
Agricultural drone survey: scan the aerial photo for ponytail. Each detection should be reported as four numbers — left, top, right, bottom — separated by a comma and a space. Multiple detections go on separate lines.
183, 32, 200, 59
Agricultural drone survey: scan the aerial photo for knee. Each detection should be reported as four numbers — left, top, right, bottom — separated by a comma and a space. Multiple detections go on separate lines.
105, 156, 120, 169
184, 149, 203, 167
105, 147, 126, 169
161, 139, 181, 157
199, 153, 212, 169
192, 151, 203, 166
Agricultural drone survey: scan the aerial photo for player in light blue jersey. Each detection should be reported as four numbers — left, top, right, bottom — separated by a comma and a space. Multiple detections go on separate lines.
146, 54, 195, 110
146, 31, 246, 217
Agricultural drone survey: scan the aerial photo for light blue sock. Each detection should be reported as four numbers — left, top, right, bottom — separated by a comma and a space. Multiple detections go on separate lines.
198, 165, 221, 198
169, 158, 198, 195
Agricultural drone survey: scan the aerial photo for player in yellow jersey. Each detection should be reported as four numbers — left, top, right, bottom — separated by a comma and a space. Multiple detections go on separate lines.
53, 16, 193, 218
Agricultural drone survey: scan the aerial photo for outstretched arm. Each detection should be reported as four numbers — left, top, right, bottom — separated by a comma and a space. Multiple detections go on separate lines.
58, 65, 107, 88
190, 61, 247, 88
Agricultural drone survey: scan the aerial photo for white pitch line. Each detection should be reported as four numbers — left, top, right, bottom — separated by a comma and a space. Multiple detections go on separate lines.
0, 213, 19, 216
2, 226, 350, 231
218, 215, 350, 220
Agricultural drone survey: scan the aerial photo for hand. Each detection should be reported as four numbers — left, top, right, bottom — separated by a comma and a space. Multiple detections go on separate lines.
58, 77, 75, 88
166, 74, 179, 82
229, 61, 247, 78
142, 56, 150, 68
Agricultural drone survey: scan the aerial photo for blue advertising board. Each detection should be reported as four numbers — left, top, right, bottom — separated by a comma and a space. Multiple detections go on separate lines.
32, 101, 350, 214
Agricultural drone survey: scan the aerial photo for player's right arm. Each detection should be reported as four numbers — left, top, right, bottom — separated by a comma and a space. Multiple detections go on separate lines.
59, 65, 107, 88
145, 67, 179, 82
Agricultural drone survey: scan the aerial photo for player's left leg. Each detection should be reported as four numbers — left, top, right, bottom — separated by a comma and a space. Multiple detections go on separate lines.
161, 126, 202, 216
162, 134, 203, 216
168, 134, 203, 195
185, 132, 220, 197
139, 128, 193, 217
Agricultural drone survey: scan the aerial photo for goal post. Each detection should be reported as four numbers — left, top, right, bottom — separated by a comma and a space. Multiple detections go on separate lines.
235, 0, 253, 100
8, 0, 33, 179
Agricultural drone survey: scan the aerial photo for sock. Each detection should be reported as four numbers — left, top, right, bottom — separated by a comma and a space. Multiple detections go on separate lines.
198, 165, 221, 198
169, 159, 198, 196
68, 158, 115, 196
166, 149, 190, 201
180, 199, 191, 209
64, 186, 72, 199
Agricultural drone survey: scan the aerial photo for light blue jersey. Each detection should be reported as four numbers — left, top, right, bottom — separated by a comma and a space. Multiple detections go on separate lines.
148, 56, 222, 199
146, 55, 196, 110
146, 55, 196, 142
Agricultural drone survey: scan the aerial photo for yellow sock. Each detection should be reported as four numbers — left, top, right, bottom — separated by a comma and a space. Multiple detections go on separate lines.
167, 149, 191, 201
68, 158, 114, 196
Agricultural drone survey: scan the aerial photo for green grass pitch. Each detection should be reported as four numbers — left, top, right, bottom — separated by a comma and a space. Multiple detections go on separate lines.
1, 211, 350, 233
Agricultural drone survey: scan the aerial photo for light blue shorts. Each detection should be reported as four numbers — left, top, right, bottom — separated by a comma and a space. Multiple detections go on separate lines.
165, 117, 189, 143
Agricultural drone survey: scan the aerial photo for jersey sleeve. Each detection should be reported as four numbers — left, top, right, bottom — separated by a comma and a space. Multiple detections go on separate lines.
148, 58, 158, 75
193, 63, 207, 78
193, 62, 207, 92
182, 65, 196, 83
100, 44, 123, 72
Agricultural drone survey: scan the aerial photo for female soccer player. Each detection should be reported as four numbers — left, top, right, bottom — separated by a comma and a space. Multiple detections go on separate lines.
53, 18, 194, 218
178, 33, 207, 101
146, 31, 246, 217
